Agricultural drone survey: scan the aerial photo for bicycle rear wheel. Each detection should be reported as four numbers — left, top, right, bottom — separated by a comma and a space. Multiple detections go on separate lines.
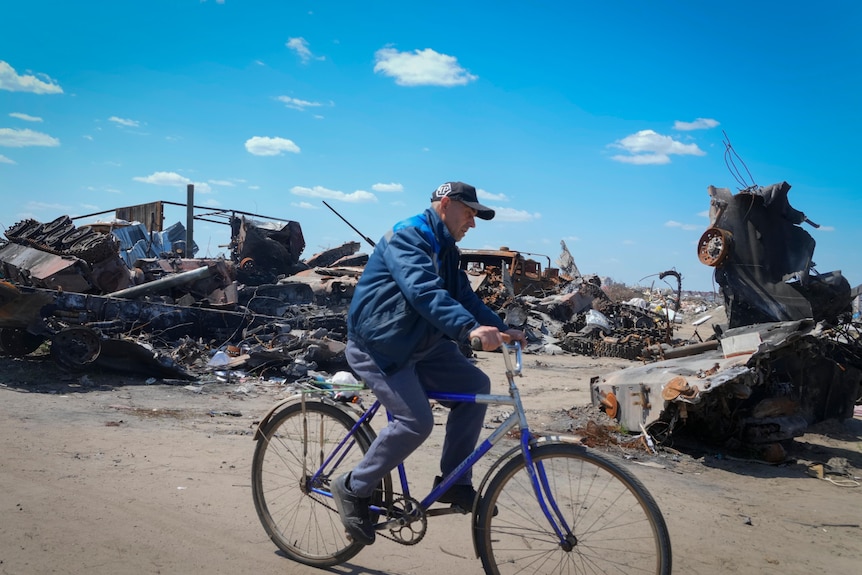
476, 443, 671, 575
251, 400, 379, 567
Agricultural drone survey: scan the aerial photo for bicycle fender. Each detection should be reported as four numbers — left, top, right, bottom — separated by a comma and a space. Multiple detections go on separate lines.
252, 394, 303, 441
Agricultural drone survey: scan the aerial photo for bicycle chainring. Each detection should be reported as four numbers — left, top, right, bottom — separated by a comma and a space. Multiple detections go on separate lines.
380, 496, 427, 545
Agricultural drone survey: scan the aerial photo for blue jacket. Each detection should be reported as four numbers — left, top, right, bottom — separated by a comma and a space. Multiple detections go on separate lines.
347, 207, 507, 374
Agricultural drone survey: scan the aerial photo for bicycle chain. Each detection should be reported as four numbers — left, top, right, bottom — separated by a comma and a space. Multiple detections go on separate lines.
308, 488, 428, 545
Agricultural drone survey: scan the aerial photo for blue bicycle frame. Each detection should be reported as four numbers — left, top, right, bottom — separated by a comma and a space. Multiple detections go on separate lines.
304, 342, 575, 544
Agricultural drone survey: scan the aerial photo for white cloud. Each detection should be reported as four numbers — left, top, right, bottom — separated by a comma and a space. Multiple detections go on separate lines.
208, 179, 235, 187
478, 189, 508, 202
292, 201, 318, 210
290, 185, 377, 203
609, 129, 705, 165
287, 37, 323, 63
374, 48, 478, 87
664, 220, 701, 231
245, 136, 301, 156
132, 171, 212, 193
0, 154, 16, 164
0, 61, 63, 94
0, 128, 60, 147
492, 207, 541, 222
276, 95, 324, 111
372, 182, 403, 193
674, 118, 720, 131
109, 116, 141, 128
9, 112, 42, 122
133, 171, 190, 186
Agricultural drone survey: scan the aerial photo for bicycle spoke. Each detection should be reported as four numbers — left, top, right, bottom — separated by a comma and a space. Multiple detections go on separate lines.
477, 443, 671, 575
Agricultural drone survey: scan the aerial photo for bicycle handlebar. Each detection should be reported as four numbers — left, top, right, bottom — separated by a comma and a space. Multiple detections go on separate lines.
470, 333, 513, 351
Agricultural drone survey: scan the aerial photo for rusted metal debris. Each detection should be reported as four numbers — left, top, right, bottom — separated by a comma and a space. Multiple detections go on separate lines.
0, 205, 694, 384
6, 189, 858, 460
592, 182, 862, 456
699, 182, 854, 327
0, 212, 359, 380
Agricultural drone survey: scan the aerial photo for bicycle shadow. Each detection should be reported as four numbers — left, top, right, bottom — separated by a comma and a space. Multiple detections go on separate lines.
269, 551, 414, 575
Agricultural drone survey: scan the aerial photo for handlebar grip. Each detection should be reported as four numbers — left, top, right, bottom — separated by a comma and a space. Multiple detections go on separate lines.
471, 333, 513, 351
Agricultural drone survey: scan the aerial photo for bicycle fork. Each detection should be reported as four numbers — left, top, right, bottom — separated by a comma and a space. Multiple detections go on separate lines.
473, 406, 579, 552
519, 432, 579, 551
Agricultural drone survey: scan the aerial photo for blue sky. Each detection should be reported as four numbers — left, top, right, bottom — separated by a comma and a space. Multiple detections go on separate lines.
1, 1, 859, 293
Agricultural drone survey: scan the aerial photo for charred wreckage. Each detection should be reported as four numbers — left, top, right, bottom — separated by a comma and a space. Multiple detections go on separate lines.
1, 185, 860, 456
592, 181, 861, 457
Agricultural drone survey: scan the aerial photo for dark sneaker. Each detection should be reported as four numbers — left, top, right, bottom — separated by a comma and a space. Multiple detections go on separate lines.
433, 475, 496, 514
331, 473, 375, 545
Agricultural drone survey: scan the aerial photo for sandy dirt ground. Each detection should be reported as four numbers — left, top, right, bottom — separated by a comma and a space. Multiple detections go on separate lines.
1, 344, 861, 575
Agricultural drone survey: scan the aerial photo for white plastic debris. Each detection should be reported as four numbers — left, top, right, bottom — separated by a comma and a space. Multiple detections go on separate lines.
331, 371, 359, 386
208, 350, 230, 367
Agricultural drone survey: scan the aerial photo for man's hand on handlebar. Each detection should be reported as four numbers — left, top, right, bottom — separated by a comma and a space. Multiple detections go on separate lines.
469, 326, 527, 351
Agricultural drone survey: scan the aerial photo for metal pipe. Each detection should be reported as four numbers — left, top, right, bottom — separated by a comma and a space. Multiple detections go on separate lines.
186, 184, 194, 256
108, 264, 215, 299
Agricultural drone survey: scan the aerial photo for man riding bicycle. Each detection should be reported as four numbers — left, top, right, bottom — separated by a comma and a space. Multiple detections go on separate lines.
332, 181, 526, 545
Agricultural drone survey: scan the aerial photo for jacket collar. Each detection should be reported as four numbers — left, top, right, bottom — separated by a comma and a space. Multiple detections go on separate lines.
425, 207, 456, 251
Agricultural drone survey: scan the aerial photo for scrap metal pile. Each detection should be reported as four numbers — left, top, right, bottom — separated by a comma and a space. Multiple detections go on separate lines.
2, 184, 859, 458
591, 181, 862, 456
0, 212, 359, 381
0, 212, 682, 383
460, 243, 678, 360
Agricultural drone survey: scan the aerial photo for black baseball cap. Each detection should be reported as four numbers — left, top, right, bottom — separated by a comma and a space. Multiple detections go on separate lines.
430, 181, 495, 220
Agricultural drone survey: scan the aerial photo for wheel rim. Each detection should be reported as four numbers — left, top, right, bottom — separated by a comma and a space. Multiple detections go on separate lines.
478, 444, 671, 575
251, 402, 375, 566
697, 227, 731, 267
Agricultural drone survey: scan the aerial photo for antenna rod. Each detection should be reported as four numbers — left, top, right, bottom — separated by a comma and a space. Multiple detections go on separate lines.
322, 200, 376, 248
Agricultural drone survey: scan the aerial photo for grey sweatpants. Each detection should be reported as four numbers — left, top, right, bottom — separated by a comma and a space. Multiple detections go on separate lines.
345, 338, 491, 498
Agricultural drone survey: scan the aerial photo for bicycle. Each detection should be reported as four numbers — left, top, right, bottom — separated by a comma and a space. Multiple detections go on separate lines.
251, 340, 672, 574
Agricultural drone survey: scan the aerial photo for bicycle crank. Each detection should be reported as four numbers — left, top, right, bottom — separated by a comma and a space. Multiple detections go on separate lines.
377, 496, 427, 545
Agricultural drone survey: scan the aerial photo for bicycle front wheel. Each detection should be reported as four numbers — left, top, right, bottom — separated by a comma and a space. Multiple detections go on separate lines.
476, 443, 671, 575
251, 400, 377, 567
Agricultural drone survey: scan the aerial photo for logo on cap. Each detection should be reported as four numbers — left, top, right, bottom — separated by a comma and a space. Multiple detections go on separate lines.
433, 183, 452, 199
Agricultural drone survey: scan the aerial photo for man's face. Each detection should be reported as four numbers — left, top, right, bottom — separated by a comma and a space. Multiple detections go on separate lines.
440, 197, 477, 242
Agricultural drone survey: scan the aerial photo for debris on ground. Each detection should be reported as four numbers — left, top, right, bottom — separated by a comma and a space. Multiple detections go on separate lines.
1, 184, 860, 460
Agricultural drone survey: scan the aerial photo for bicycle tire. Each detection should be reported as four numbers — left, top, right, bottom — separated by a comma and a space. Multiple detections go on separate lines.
475, 443, 671, 575
251, 400, 383, 567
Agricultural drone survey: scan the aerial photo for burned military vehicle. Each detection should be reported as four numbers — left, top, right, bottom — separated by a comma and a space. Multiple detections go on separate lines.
459, 247, 562, 300
697, 181, 854, 327
593, 181, 862, 456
